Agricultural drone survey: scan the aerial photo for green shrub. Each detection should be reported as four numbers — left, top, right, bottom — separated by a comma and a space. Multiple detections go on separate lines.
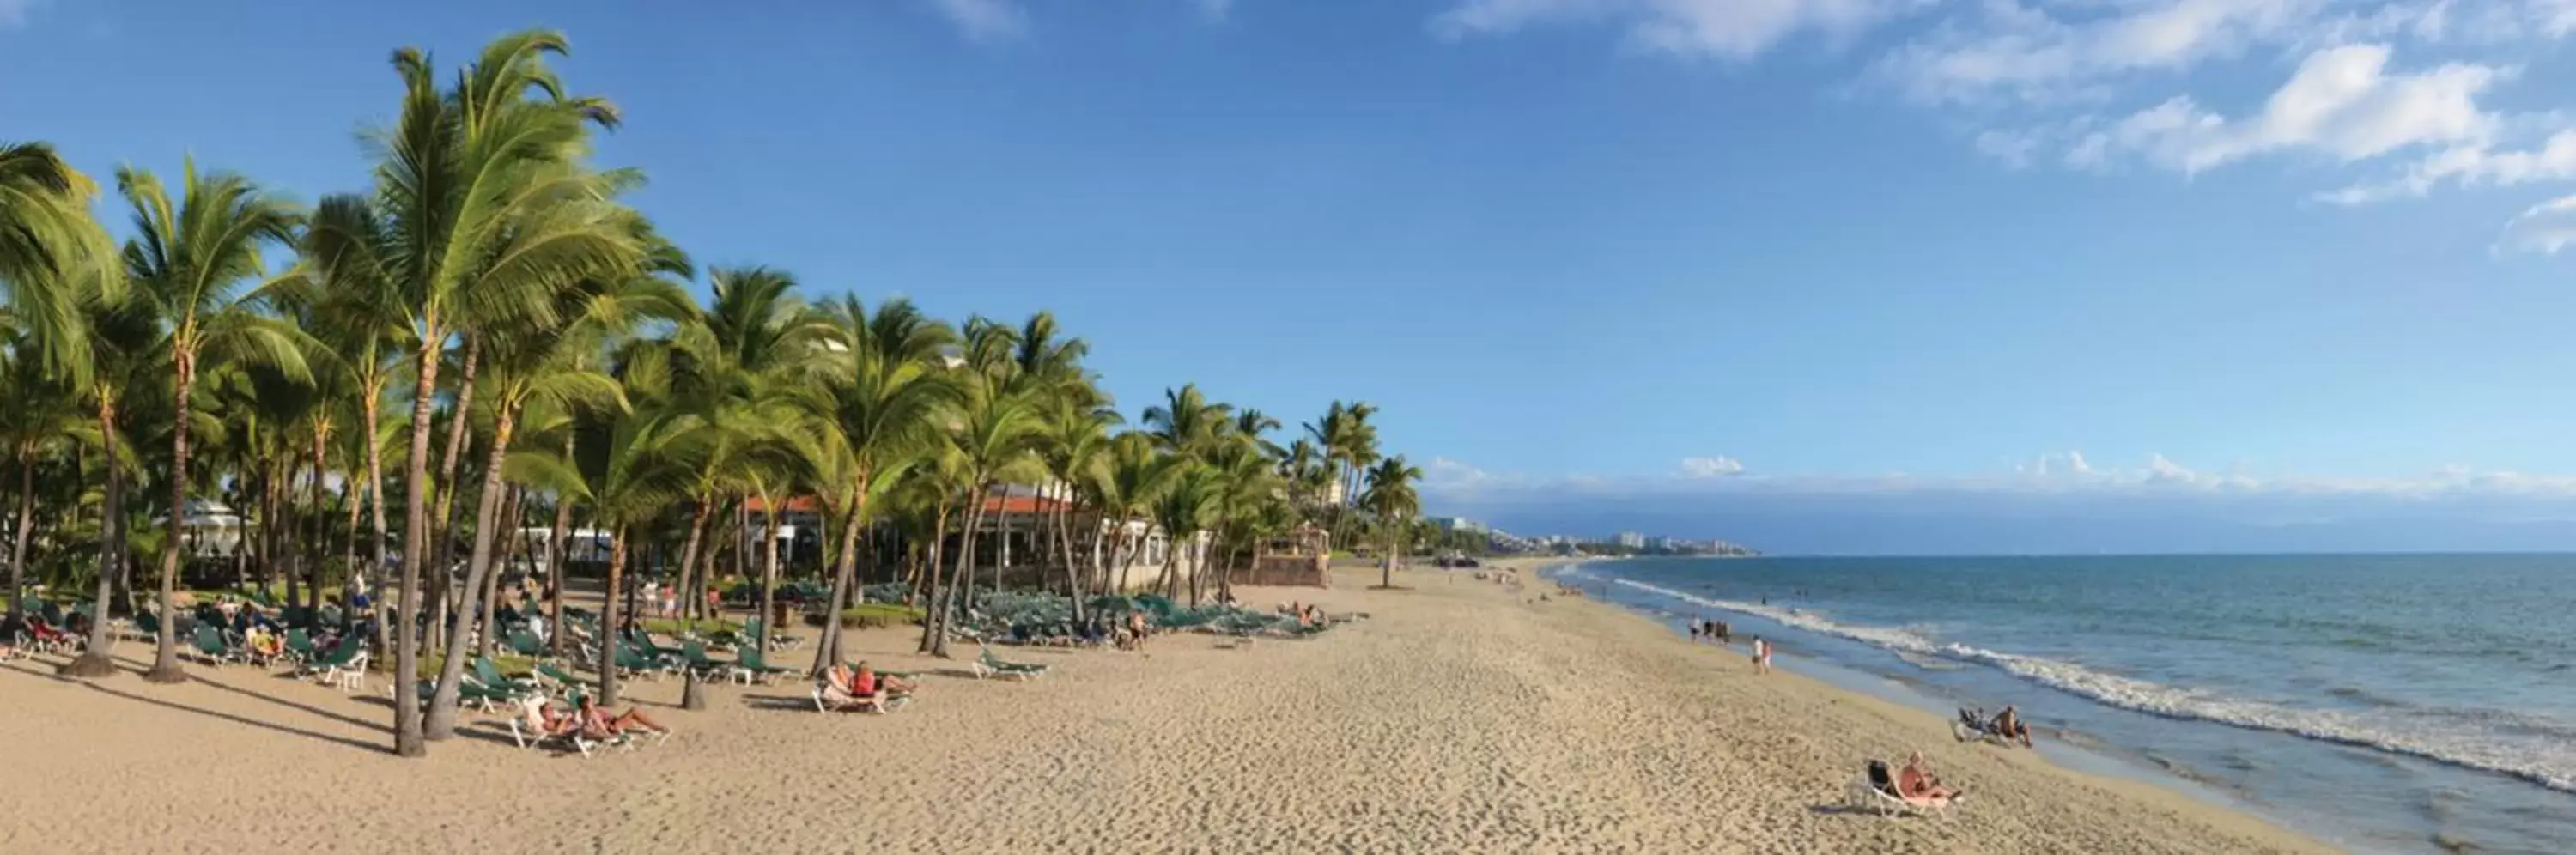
807, 603, 923, 629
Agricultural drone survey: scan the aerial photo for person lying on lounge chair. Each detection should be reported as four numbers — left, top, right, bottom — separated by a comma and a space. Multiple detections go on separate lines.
522, 698, 583, 740
851, 662, 914, 697
575, 694, 669, 739
1899, 751, 1959, 802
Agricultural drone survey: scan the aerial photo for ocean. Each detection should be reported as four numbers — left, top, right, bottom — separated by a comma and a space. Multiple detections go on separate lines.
1550, 554, 2576, 855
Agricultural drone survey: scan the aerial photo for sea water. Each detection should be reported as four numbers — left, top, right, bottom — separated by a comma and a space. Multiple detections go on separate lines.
1551, 555, 2576, 854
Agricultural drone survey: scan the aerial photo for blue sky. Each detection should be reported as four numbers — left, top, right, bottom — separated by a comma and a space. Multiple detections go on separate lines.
12, 0, 2576, 552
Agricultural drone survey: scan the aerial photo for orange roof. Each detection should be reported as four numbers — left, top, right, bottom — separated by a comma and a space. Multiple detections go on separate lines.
744, 495, 822, 513
981, 495, 1072, 515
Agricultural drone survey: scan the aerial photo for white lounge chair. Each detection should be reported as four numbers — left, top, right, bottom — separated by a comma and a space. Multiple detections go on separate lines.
1845, 761, 1957, 819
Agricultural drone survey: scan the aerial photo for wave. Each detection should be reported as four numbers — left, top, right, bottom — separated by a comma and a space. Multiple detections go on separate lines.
1605, 575, 2576, 794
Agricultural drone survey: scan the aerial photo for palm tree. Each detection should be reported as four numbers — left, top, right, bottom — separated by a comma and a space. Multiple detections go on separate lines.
1149, 464, 1218, 598
367, 30, 641, 756
808, 295, 958, 665
506, 403, 708, 707
1306, 400, 1379, 555
58, 274, 155, 678
1039, 398, 1117, 607
113, 161, 306, 683
0, 325, 85, 619
1360, 455, 1424, 589
0, 142, 118, 376
422, 267, 677, 739
926, 361, 1045, 656
1143, 384, 1230, 459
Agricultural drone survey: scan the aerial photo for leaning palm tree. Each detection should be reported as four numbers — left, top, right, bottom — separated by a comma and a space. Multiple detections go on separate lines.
1143, 384, 1231, 460
1360, 455, 1424, 589
802, 295, 957, 663
114, 161, 307, 683
422, 270, 677, 739
365, 30, 641, 756
58, 274, 157, 677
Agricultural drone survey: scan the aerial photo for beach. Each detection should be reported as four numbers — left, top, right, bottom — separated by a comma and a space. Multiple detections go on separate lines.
3, 559, 2324, 853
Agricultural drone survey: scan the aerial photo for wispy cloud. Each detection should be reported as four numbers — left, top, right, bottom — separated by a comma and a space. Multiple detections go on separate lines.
1432, 0, 1927, 60
1432, 0, 2576, 255
2496, 192, 2576, 255
1680, 456, 1746, 477
934, 0, 1031, 42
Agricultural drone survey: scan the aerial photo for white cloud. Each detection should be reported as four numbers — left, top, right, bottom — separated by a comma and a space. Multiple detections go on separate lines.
1432, 0, 1927, 60
2495, 193, 2576, 254
0, 0, 47, 29
934, 0, 1030, 42
1680, 456, 1746, 477
2320, 130, 2576, 203
2058, 45, 2504, 174
1876, 0, 2327, 106
1425, 451, 2576, 504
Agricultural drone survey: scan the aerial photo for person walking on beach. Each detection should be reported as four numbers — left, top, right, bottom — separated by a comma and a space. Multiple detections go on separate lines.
1751, 637, 1772, 674
1687, 616, 1704, 642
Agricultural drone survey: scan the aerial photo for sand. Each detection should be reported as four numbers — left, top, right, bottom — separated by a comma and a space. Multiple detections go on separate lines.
2, 559, 2328, 853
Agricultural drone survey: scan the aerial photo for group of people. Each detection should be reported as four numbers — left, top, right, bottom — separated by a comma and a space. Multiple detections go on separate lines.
1686, 615, 1732, 645
818, 661, 918, 712
1958, 705, 2035, 748
519, 694, 671, 745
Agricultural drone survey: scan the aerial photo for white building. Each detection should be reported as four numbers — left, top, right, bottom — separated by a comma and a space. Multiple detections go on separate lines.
1615, 531, 1646, 549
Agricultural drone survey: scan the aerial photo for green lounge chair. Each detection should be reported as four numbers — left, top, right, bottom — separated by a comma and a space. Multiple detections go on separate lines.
680, 640, 750, 685
471, 656, 543, 695
191, 625, 244, 665
971, 645, 1048, 681
744, 618, 802, 651
734, 643, 795, 684
295, 635, 368, 691
612, 642, 673, 681
283, 628, 316, 664
507, 630, 548, 659
534, 661, 587, 697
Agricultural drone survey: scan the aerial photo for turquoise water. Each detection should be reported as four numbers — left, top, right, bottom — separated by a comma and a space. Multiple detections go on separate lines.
1554, 555, 2576, 855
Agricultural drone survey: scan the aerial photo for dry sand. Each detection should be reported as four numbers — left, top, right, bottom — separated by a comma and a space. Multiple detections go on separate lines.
3, 559, 2329, 853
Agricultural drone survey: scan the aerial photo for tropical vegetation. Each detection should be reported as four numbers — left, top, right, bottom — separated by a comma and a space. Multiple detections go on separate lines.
0, 29, 1428, 757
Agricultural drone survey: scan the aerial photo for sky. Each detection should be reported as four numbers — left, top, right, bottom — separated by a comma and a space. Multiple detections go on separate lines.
11, 0, 2576, 554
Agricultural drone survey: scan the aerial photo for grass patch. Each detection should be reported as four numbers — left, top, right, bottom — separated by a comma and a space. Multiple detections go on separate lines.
807, 603, 923, 629
380, 652, 538, 681
641, 617, 743, 636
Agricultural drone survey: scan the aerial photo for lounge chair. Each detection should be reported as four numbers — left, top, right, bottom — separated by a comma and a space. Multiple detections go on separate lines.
507, 630, 549, 660
471, 656, 544, 696
743, 618, 803, 651
190, 625, 246, 665
611, 641, 678, 681
1845, 760, 1956, 819
506, 697, 611, 757
680, 640, 750, 685
811, 678, 902, 714
734, 643, 796, 684
294, 636, 368, 691
282, 628, 316, 665
970, 645, 1048, 681
534, 661, 587, 698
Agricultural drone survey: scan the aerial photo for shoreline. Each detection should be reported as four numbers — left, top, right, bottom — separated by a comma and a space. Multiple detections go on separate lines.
4, 559, 2327, 852
1485, 554, 2331, 852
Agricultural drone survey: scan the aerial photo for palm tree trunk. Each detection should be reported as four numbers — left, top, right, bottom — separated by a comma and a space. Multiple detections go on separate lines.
6, 452, 33, 621
424, 396, 518, 739
544, 494, 572, 658
754, 488, 782, 658
339, 478, 361, 610
307, 425, 331, 610
476, 486, 518, 661
1054, 497, 1085, 622
392, 335, 445, 757
361, 376, 392, 657
143, 349, 198, 684
63, 397, 124, 677
422, 337, 481, 648
597, 525, 627, 707
815, 500, 863, 676
671, 500, 711, 628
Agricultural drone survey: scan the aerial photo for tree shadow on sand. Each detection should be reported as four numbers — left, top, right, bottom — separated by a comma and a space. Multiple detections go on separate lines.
74, 679, 388, 754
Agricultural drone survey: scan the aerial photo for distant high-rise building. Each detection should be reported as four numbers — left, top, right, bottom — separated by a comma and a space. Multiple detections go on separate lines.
1615, 531, 1646, 549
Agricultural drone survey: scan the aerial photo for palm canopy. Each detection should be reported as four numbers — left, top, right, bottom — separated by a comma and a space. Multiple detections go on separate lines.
0, 142, 120, 378
1143, 384, 1231, 458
